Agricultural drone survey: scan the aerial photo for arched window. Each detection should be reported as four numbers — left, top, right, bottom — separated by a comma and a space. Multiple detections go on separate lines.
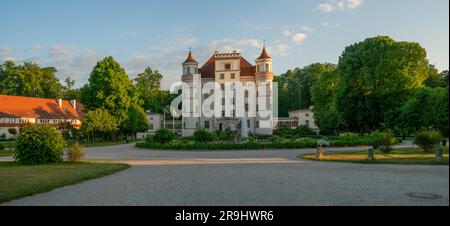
265, 63, 269, 72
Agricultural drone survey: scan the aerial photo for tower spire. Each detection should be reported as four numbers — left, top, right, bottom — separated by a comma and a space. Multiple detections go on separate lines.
184, 48, 197, 64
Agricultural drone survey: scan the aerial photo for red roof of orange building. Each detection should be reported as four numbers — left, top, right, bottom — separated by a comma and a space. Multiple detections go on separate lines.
0, 95, 85, 119
198, 54, 256, 79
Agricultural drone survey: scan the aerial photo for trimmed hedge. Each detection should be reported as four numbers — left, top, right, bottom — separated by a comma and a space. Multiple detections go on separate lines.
136, 136, 373, 150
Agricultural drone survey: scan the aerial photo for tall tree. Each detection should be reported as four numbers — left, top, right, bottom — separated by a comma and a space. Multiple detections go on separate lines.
80, 56, 136, 128
0, 61, 63, 98
275, 63, 336, 117
134, 67, 166, 112
311, 71, 345, 134
81, 108, 119, 142
335, 36, 430, 133
123, 103, 149, 139
65, 77, 75, 90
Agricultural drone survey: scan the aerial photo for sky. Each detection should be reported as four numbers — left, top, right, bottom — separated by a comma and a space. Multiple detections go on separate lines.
0, 0, 449, 89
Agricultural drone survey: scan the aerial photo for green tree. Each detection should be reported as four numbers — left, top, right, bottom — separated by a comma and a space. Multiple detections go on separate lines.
0, 61, 63, 98
335, 36, 430, 133
81, 108, 119, 142
80, 57, 136, 128
134, 67, 168, 113
275, 63, 335, 117
441, 70, 449, 87
424, 65, 443, 88
123, 104, 149, 139
311, 71, 345, 134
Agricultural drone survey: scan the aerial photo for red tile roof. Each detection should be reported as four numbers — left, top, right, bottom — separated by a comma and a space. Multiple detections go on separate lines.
257, 47, 271, 59
199, 56, 216, 79
199, 55, 256, 79
184, 51, 198, 64
0, 95, 85, 119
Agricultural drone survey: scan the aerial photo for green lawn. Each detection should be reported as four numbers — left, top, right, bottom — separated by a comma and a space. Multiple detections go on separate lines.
300, 147, 449, 165
0, 161, 129, 203
0, 149, 14, 156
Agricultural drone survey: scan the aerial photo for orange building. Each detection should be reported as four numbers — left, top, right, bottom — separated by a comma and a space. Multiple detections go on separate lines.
0, 95, 84, 138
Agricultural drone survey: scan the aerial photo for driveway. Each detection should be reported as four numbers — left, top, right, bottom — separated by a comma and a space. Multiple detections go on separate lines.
2, 143, 449, 206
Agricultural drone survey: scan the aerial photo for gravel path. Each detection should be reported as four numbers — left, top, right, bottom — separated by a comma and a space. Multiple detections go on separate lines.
2, 143, 448, 206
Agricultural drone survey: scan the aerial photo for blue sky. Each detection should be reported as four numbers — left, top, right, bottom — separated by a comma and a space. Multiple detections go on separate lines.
0, 0, 448, 89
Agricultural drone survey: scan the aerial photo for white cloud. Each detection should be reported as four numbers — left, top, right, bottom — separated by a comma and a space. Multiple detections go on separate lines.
268, 43, 291, 57
0, 47, 13, 53
281, 26, 292, 36
0, 47, 16, 62
32, 43, 43, 50
291, 33, 307, 44
48, 44, 78, 59
206, 38, 262, 53
315, 0, 364, 12
301, 26, 315, 32
315, 3, 334, 12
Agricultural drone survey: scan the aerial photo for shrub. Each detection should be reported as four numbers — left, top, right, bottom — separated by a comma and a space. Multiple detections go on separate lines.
246, 136, 258, 144
274, 125, 295, 137
369, 132, 396, 153
193, 129, 214, 143
67, 142, 85, 162
14, 125, 66, 165
295, 125, 317, 137
414, 130, 442, 153
213, 131, 234, 141
152, 128, 175, 144
0, 143, 4, 150
270, 135, 283, 144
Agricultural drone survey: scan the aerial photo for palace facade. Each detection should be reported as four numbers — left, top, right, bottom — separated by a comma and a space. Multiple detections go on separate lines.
180, 47, 275, 137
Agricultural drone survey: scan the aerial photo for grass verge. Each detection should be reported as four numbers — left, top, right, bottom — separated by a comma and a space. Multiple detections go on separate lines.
300, 148, 449, 165
0, 161, 129, 204
0, 150, 14, 156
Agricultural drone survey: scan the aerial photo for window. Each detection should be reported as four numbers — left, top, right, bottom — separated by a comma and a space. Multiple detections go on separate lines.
247, 120, 251, 128
220, 84, 225, 90
205, 121, 210, 129
220, 74, 225, 79
232, 110, 235, 117
222, 111, 225, 117
305, 114, 310, 118
245, 103, 249, 112
222, 98, 225, 105
265, 63, 269, 72
183, 122, 186, 129
149, 124, 154, 130
225, 63, 231, 70
187, 67, 191, 74
305, 120, 310, 126
231, 73, 235, 79
245, 90, 249, 98
256, 104, 259, 111
231, 98, 235, 105
256, 121, 260, 128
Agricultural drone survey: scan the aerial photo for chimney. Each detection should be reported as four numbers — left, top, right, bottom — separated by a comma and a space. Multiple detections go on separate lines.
57, 98, 63, 108
70, 99, 77, 110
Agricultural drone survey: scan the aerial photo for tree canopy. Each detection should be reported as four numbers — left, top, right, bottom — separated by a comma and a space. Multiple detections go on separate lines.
80, 56, 137, 128
335, 36, 430, 133
0, 61, 63, 98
